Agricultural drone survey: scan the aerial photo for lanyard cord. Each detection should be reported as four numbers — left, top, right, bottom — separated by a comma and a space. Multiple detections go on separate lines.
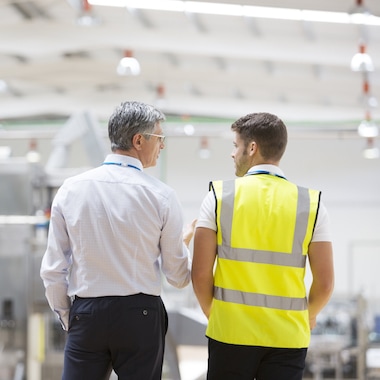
102, 162, 141, 171
246, 170, 287, 180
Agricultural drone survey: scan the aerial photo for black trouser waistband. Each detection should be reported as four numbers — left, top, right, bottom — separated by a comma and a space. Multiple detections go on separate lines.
74, 293, 160, 301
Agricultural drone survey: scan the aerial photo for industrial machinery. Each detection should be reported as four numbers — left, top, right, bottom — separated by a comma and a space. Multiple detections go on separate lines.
0, 112, 107, 379
304, 296, 380, 380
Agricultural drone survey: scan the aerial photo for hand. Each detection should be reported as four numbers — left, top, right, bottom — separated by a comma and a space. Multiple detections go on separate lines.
309, 316, 317, 330
183, 219, 197, 247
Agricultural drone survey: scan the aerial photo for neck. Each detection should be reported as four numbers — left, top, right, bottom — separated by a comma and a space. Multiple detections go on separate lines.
252, 158, 280, 167
114, 149, 137, 158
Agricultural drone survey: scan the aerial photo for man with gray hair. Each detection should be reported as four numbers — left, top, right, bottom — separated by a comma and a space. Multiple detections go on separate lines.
41, 101, 194, 379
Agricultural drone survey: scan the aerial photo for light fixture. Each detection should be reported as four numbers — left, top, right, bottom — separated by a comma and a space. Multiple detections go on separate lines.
88, 0, 380, 25
357, 119, 379, 138
0, 80, 8, 93
351, 44, 374, 72
199, 136, 211, 159
363, 147, 379, 159
26, 139, 41, 163
183, 124, 195, 136
367, 96, 378, 108
154, 83, 166, 109
0, 146, 11, 159
359, 78, 377, 111
76, 0, 101, 26
349, 0, 370, 21
116, 50, 141, 76
363, 139, 380, 159
350, 0, 379, 159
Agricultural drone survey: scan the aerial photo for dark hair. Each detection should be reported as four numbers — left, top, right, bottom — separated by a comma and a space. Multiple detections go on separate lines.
231, 112, 287, 161
108, 101, 165, 152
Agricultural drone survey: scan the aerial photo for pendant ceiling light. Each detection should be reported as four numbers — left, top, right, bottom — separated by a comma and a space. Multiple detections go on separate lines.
358, 119, 379, 138
363, 139, 380, 159
76, 0, 101, 26
351, 43, 374, 72
199, 136, 211, 159
116, 50, 141, 76
154, 83, 166, 109
350, 0, 379, 159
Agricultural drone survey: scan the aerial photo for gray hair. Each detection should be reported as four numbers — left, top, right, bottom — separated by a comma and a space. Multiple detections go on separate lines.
108, 101, 166, 152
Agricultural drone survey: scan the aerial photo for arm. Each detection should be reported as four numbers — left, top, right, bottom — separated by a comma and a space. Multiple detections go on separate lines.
307, 241, 334, 330
40, 197, 72, 330
160, 192, 192, 288
183, 219, 197, 247
192, 226, 217, 318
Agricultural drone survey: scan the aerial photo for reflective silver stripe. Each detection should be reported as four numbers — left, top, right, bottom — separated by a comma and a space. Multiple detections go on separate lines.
214, 286, 308, 311
219, 179, 235, 247
217, 245, 306, 267
292, 186, 310, 256
218, 182, 310, 268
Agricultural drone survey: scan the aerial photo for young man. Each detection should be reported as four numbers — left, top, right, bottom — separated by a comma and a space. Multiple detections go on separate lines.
192, 112, 334, 380
41, 101, 194, 380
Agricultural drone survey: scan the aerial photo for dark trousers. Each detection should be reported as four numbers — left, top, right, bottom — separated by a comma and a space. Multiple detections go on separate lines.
62, 293, 168, 380
207, 338, 307, 380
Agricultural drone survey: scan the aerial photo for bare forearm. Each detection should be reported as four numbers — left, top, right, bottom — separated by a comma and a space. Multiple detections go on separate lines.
308, 280, 334, 329
192, 275, 214, 318
183, 219, 197, 247
192, 227, 217, 319
307, 241, 334, 330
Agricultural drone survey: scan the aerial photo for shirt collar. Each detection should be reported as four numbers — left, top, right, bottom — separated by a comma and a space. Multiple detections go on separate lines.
103, 154, 144, 171
246, 164, 285, 178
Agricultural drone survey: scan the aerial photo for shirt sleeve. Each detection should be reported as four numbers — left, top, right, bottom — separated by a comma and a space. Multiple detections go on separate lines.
40, 187, 72, 331
159, 191, 192, 289
312, 201, 332, 242
196, 191, 217, 231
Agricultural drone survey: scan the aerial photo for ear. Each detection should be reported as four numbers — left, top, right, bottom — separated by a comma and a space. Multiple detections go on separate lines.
132, 134, 143, 150
248, 141, 257, 157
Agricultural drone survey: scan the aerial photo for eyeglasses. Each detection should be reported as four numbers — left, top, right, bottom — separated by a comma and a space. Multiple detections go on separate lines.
143, 133, 166, 143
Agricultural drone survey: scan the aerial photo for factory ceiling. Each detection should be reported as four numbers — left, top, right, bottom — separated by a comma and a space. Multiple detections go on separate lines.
1, 0, 380, 125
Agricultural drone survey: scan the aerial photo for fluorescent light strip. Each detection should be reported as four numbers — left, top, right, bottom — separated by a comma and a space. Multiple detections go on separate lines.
88, 0, 380, 25
186, 2, 243, 16
91, 0, 185, 11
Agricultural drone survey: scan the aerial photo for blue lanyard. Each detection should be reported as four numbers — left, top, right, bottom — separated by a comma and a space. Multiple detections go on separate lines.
102, 162, 141, 171
246, 170, 287, 180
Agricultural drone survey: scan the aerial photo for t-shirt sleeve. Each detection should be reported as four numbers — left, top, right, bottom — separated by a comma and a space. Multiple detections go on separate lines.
196, 191, 217, 231
312, 201, 332, 242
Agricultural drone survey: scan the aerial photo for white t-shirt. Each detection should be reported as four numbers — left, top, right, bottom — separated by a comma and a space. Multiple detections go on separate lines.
196, 164, 332, 243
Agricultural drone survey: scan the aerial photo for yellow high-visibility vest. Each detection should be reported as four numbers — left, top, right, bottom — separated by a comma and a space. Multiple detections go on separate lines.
206, 173, 320, 348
